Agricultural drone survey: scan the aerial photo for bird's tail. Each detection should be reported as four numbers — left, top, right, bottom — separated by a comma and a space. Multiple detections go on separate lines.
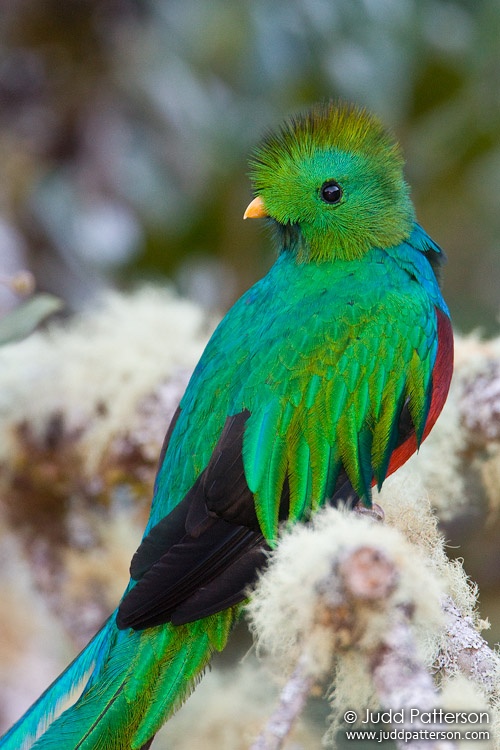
0, 608, 236, 750
0, 616, 113, 750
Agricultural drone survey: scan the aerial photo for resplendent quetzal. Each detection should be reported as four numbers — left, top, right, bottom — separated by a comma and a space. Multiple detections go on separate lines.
1, 102, 453, 750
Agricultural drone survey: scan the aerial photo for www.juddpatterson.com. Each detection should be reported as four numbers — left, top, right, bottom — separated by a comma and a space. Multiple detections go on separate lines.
344, 728, 490, 743
342, 709, 490, 743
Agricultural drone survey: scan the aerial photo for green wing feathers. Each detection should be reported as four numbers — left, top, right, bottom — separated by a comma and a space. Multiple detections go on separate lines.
239, 252, 439, 540
153, 245, 440, 545
243, 309, 436, 539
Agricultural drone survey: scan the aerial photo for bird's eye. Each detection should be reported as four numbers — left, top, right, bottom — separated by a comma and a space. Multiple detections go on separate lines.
320, 181, 342, 204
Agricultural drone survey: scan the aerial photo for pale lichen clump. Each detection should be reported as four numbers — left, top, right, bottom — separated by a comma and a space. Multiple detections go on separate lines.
246, 504, 440, 747
247, 506, 445, 685
377, 472, 476, 619
0, 286, 212, 476
0, 285, 214, 566
247, 493, 500, 747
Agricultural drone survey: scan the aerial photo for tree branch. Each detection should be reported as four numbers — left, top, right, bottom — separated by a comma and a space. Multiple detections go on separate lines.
249, 654, 313, 750
371, 606, 456, 750
249, 523, 459, 750
460, 361, 500, 447
437, 596, 500, 696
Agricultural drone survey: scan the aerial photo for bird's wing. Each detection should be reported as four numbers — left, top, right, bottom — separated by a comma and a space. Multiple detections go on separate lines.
116, 409, 270, 628
239, 287, 440, 539
118, 249, 445, 629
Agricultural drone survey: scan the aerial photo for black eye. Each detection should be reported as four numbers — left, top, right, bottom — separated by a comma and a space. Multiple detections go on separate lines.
320, 181, 342, 204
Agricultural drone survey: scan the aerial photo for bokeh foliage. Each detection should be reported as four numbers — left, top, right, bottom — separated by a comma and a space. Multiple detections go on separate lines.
0, 0, 499, 328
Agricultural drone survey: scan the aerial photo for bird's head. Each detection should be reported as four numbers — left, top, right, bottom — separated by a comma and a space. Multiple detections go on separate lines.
245, 102, 415, 262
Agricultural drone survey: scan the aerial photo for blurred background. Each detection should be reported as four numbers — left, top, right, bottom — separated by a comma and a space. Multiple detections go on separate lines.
1, 0, 499, 330
1, 0, 500, 745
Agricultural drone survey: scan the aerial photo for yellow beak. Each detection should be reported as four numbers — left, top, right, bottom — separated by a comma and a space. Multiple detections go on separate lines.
243, 195, 268, 220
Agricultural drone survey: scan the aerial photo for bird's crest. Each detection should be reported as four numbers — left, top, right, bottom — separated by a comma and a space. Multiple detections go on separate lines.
250, 101, 404, 194
248, 101, 414, 261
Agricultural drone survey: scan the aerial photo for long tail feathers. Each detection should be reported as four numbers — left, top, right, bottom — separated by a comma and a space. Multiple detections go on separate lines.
0, 616, 114, 750
1, 609, 236, 750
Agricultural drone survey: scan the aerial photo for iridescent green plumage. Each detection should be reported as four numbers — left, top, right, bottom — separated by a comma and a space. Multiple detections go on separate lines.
157, 230, 443, 542
0, 102, 453, 750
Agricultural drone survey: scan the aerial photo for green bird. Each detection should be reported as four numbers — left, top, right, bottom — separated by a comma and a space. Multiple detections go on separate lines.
0, 102, 453, 750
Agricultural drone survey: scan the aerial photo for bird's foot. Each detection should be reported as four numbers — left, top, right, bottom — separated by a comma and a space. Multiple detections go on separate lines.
353, 501, 385, 522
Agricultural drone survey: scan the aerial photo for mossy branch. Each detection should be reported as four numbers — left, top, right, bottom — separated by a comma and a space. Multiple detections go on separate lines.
438, 596, 500, 696
461, 363, 500, 447
250, 534, 456, 750
249, 654, 314, 750
247, 506, 499, 749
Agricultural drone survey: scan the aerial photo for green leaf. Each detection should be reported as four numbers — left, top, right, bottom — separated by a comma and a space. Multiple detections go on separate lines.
0, 294, 64, 346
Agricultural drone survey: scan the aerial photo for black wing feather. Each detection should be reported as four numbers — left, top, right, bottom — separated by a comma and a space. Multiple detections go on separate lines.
117, 410, 269, 630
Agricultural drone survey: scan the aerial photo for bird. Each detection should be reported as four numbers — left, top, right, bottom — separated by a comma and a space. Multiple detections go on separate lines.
0, 101, 453, 750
